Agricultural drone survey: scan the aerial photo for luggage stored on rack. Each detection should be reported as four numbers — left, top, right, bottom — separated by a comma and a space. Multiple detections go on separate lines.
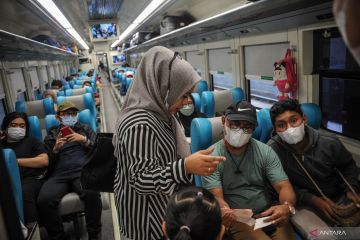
132, 32, 152, 45
160, 16, 193, 35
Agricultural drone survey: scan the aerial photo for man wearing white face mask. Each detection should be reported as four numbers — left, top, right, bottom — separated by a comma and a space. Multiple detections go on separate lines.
38, 101, 102, 240
268, 99, 360, 237
202, 100, 296, 240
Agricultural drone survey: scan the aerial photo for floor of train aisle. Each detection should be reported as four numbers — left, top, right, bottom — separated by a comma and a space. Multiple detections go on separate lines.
98, 71, 119, 240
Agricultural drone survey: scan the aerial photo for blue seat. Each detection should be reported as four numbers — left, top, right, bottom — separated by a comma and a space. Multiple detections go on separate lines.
194, 80, 208, 96
45, 109, 96, 132
2, 149, 24, 223
65, 86, 93, 96
28, 115, 42, 141
73, 85, 82, 89
201, 88, 245, 117
191, 93, 201, 113
126, 77, 133, 91
57, 93, 97, 119
301, 103, 322, 129
16, 98, 55, 117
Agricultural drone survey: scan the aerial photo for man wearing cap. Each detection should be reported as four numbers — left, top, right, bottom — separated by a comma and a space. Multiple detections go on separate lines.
38, 101, 102, 240
202, 100, 296, 240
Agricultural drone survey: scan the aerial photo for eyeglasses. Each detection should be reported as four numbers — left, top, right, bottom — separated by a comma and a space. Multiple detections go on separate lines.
59, 111, 78, 117
226, 119, 254, 134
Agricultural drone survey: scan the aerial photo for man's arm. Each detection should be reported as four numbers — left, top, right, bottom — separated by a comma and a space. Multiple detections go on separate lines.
209, 187, 230, 209
273, 180, 296, 207
17, 153, 49, 168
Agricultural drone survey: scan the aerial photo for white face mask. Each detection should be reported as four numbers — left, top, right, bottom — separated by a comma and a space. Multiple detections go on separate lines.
278, 122, 305, 145
7, 127, 26, 141
335, 0, 360, 65
179, 104, 195, 116
224, 126, 252, 148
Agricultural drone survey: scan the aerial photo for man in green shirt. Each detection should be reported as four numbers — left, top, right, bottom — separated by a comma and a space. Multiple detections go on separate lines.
202, 100, 296, 240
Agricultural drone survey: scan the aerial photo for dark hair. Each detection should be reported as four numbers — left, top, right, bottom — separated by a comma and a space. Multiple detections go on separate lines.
82, 81, 92, 87
51, 80, 63, 88
270, 98, 303, 125
1, 112, 29, 137
164, 186, 222, 240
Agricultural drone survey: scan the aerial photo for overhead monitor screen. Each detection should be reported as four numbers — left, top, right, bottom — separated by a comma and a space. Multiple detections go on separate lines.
91, 23, 117, 40
113, 54, 126, 63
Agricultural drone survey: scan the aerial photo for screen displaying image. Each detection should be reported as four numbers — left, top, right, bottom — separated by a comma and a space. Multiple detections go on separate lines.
113, 54, 126, 63
91, 23, 117, 39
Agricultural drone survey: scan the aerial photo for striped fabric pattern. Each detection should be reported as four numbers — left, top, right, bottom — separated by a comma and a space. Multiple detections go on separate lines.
113, 111, 192, 240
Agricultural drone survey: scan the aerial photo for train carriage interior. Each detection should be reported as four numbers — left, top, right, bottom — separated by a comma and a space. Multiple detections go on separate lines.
0, 0, 360, 239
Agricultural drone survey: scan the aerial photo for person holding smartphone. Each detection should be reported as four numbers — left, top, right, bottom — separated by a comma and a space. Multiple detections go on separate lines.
38, 101, 102, 240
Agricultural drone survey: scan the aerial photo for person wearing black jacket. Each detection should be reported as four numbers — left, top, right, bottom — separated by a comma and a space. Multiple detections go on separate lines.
37, 101, 102, 240
0, 112, 48, 225
267, 99, 360, 236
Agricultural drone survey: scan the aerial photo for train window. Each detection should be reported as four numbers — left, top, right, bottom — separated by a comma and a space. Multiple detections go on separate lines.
313, 28, 360, 73
29, 68, 40, 92
185, 51, 204, 77
209, 48, 232, 90
244, 43, 289, 108
48, 65, 55, 80
0, 99, 6, 126
16, 92, 27, 102
320, 76, 360, 140
8, 69, 27, 100
210, 71, 233, 90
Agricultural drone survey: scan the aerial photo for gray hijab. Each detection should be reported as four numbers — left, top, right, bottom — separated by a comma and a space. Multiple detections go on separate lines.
113, 46, 201, 158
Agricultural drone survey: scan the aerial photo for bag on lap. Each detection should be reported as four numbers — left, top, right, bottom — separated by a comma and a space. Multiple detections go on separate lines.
81, 133, 117, 192
293, 153, 360, 227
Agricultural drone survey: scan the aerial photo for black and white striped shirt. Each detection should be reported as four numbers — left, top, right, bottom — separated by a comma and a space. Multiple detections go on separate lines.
113, 110, 192, 240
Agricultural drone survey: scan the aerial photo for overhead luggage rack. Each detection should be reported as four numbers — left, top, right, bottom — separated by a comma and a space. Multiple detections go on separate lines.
0, 29, 78, 61
123, 0, 332, 54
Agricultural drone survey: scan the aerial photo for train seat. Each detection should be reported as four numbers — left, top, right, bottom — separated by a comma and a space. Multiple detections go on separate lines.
201, 88, 245, 117
73, 85, 82, 89
65, 86, 93, 96
301, 103, 322, 129
45, 109, 96, 133
16, 98, 55, 134
191, 93, 201, 113
57, 93, 97, 119
28, 115, 42, 142
2, 149, 24, 223
194, 80, 208, 96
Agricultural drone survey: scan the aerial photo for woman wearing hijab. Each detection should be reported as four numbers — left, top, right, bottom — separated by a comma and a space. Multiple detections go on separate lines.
113, 46, 225, 240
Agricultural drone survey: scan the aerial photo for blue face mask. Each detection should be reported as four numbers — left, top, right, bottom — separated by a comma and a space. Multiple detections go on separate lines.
61, 115, 78, 127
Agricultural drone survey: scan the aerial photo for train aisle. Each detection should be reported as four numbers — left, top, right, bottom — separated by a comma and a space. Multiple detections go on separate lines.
98, 71, 118, 240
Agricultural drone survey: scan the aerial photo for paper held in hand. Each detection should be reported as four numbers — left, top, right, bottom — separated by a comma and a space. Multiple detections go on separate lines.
222, 209, 273, 230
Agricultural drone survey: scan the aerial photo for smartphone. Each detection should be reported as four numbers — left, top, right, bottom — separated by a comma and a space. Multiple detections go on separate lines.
60, 126, 72, 137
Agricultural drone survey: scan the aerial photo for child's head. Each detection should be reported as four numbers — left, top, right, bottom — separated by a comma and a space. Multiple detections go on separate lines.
163, 186, 224, 240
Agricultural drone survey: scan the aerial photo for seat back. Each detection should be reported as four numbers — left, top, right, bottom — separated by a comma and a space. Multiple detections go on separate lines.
2, 149, 24, 223
191, 93, 201, 113
28, 115, 42, 141
65, 87, 93, 96
194, 80, 208, 96
57, 93, 96, 119
45, 109, 96, 132
301, 103, 322, 129
15, 98, 55, 119
201, 88, 245, 117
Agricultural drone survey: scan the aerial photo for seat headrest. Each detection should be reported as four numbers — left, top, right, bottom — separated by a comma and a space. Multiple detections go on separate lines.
201, 88, 245, 117
28, 116, 42, 141
194, 80, 208, 95
301, 103, 322, 129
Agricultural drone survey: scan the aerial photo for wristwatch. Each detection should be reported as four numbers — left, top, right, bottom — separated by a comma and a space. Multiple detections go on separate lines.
283, 201, 296, 216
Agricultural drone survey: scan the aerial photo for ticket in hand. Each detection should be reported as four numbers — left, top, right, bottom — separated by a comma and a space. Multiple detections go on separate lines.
253, 216, 273, 230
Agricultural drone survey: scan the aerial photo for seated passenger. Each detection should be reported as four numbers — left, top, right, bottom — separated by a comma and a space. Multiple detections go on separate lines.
82, 80, 92, 88
0, 112, 48, 225
51, 80, 63, 90
268, 99, 360, 234
162, 186, 225, 240
202, 100, 296, 240
38, 101, 102, 240
43, 90, 58, 112
177, 94, 206, 137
